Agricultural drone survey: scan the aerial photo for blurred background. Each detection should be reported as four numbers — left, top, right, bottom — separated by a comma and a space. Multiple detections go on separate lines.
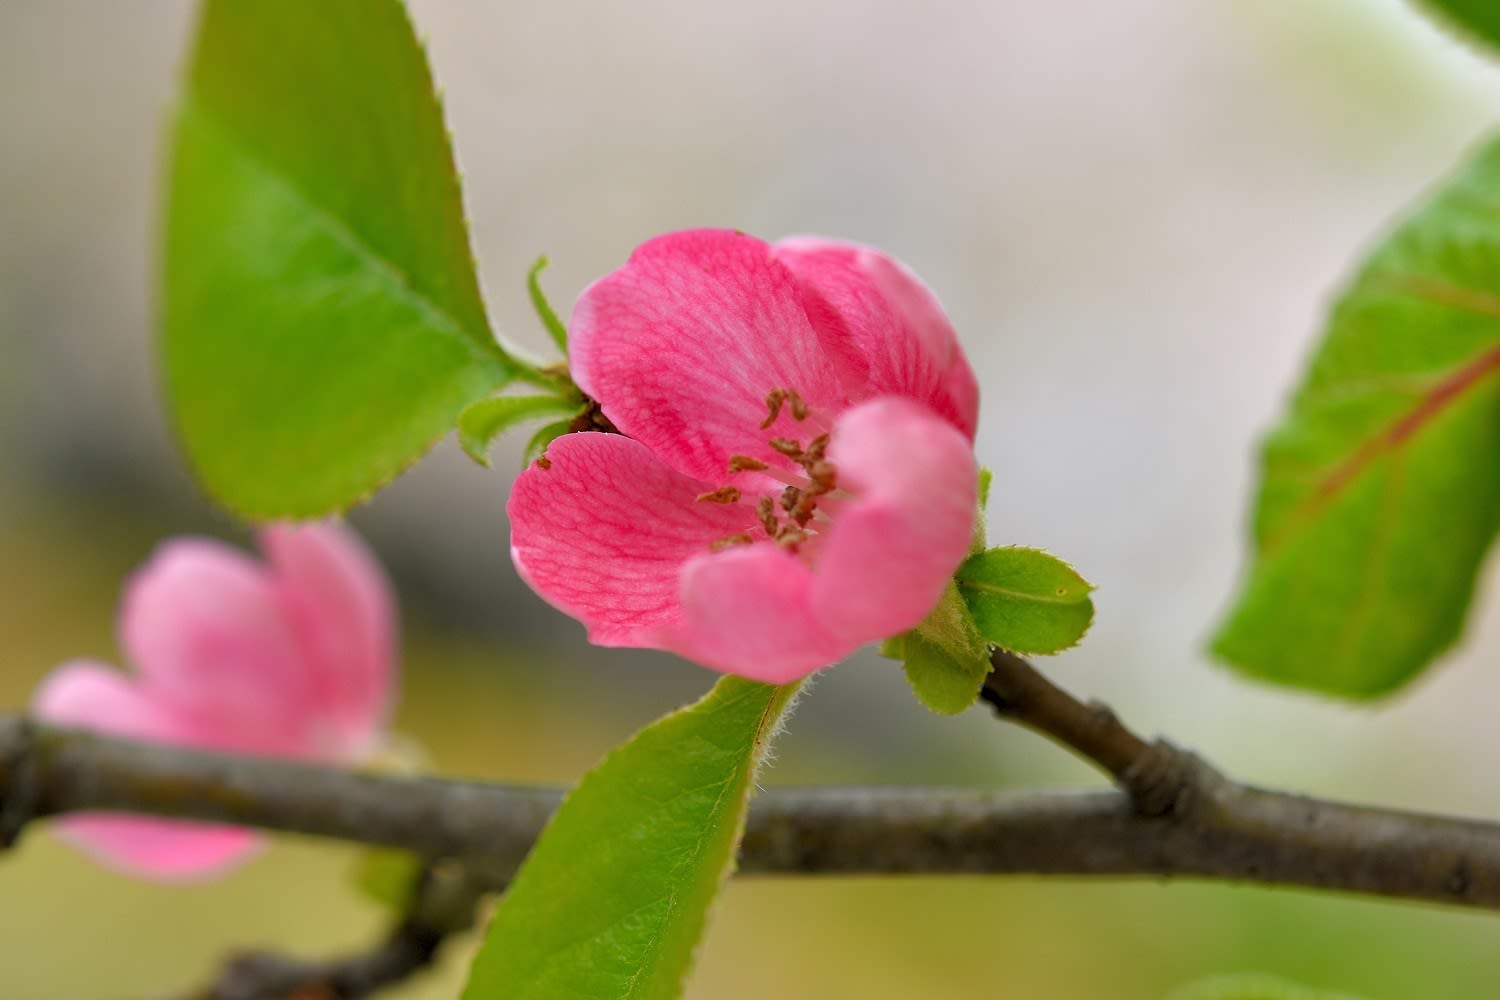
4, 0, 1500, 996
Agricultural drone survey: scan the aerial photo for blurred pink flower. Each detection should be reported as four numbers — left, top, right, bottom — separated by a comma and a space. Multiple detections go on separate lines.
509, 229, 979, 683
32, 521, 396, 880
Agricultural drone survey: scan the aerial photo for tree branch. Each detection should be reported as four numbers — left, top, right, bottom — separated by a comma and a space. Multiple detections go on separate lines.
4, 714, 1500, 910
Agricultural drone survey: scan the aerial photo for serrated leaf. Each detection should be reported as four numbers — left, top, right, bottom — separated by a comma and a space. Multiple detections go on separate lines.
1413, 1, 1500, 54
955, 546, 1095, 654
1167, 974, 1368, 1000
889, 580, 992, 714
524, 417, 576, 464
458, 394, 580, 465
528, 255, 570, 354
162, 0, 516, 516
462, 677, 801, 1000
1213, 134, 1500, 697
899, 629, 991, 715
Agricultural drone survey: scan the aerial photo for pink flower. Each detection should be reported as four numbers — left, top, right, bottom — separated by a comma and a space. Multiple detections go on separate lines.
31, 521, 396, 880
509, 229, 980, 682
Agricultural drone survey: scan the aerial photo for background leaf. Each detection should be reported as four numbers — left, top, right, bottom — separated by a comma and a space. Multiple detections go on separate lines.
1213, 135, 1500, 697
462, 677, 800, 1000
955, 546, 1095, 655
1167, 973, 1368, 1000
162, 0, 516, 516
1412, 1, 1500, 54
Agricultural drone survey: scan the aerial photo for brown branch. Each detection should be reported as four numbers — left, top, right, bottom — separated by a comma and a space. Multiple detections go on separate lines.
981, 648, 1191, 816
178, 861, 484, 1000
4, 715, 1500, 910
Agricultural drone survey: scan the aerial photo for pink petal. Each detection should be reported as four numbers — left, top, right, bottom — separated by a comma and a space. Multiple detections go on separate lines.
508, 431, 759, 646
810, 397, 979, 641
570, 229, 856, 483
668, 545, 850, 683
31, 661, 263, 879
259, 521, 396, 757
51, 817, 261, 882
119, 538, 312, 752
774, 237, 980, 440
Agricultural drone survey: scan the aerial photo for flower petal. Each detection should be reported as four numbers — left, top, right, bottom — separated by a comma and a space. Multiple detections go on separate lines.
774, 237, 980, 439
51, 817, 262, 882
259, 521, 396, 757
668, 545, 850, 683
31, 661, 263, 879
119, 538, 312, 751
508, 431, 759, 646
810, 397, 979, 641
570, 229, 855, 482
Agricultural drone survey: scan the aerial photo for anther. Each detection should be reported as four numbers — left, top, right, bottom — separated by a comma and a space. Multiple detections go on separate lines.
696, 486, 742, 504
769, 438, 804, 459
710, 533, 755, 552
728, 455, 769, 472
779, 486, 801, 513
788, 389, 809, 421
804, 433, 830, 461
757, 496, 778, 535
760, 389, 787, 429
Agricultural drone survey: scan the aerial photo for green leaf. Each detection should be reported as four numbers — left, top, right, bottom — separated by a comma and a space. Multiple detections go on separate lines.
524, 417, 576, 464
162, 0, 516, 516
1213, 135, 1500, 697
457, 395, 580, 466
956, 546, 1095, 655
1167, 974, 1368, 1000
888, 580, 993, 714
462, 677, 801, 1000
528, 255, 570, 354
1412, 1, 1500, 54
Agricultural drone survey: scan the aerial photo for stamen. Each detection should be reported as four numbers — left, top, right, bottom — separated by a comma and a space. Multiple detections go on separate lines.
710, 533, 755, 552
779, 485, 801, 513
803, 433, 830, 462
788, 389, 809, 421
757, 496, 778, 536
760, 389, 787, 429
774, 524, 808, 550
769, 437, 803, 459
696, 486, 742, 504
728, 454, 769, 472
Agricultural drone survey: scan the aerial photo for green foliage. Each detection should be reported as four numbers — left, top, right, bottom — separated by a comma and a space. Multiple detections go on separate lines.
528, 255, 570, 353
463, 677, 801, 1000
888, 581, 993, 714
351, 847, 421, 913
1213, 135, 1500, 697
1413, 1, 1500, 53
956, 547, 1096, 655
458, 394, 581, 466
1167, 973, 1367, 1000
162, 0, 518, 516
524, 417, 577, 463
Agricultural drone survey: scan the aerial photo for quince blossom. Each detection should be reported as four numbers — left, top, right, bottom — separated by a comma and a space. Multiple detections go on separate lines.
32, 522, 396, 880
509, 229, 979, 682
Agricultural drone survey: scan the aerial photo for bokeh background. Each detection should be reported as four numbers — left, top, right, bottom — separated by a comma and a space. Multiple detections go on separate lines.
4, 1, 1500, 996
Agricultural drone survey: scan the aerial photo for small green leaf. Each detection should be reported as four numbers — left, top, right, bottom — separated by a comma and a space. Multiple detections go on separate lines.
1213, 133, 1500, 697
1412, 1, 1500, 54
956, 546, 1095, 654
528, 255, 570, 354
1167, 974, 1368, 1000
162, 0, 516, 516
351, 847, 422, 914
457, 395, 580, 466
524, 417, 576, 464
889, 580, 992, 714
462, 677, 801, 1000
977, 466, 993, 509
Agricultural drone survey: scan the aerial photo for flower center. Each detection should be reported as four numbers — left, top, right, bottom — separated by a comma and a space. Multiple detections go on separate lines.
697, 388, 844, 555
